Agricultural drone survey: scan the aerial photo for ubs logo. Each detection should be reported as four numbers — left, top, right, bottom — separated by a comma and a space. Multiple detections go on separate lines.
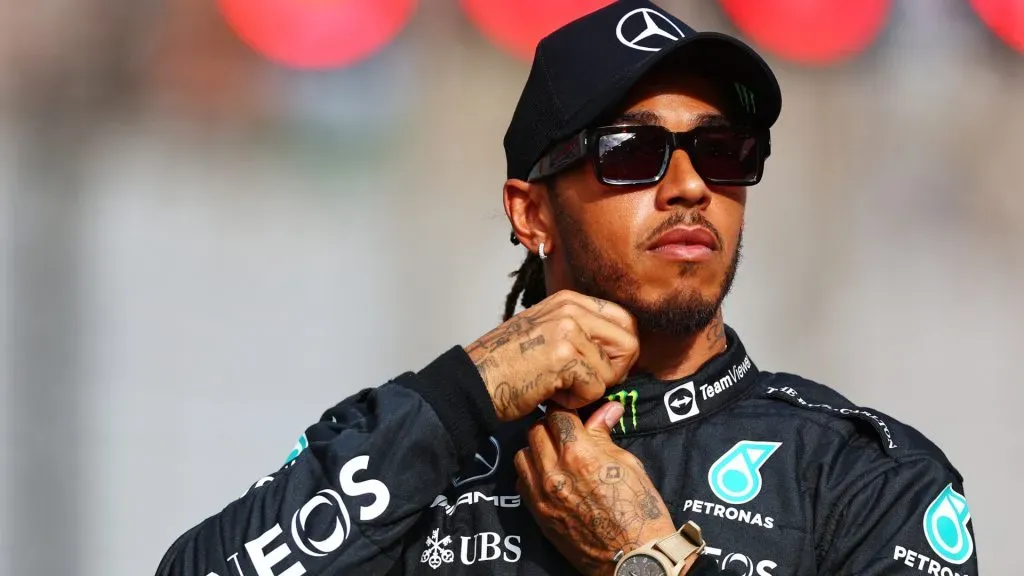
420, 529, 521, 569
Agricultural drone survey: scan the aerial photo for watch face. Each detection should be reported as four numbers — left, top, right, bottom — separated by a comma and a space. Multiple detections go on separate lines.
617, 553, 669, 576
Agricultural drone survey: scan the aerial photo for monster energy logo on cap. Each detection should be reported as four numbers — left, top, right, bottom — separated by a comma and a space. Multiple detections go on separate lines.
734, 83, 756, 115
607, 389, 639, 433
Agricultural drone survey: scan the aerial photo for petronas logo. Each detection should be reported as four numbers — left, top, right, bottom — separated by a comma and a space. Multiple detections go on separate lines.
708, 440, 781, 505
285, 433, 309, 465
607, 390, 639, 433
924, 484, 974, 565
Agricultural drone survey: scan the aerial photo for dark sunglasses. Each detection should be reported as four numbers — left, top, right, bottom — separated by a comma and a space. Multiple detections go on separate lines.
528, 124, 770, 186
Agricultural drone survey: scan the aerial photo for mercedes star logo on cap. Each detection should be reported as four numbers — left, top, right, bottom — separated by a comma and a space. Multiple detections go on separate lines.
616, 7, 686, 52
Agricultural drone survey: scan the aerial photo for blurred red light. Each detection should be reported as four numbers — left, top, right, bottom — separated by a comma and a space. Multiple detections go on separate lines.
970, 0, 1024, 53
460, 0, 614, 61
217, 0, 418, 69
718, 0, 892, 66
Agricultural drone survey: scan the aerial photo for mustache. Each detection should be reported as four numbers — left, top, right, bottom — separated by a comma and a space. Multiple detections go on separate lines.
639, 211, 724, 249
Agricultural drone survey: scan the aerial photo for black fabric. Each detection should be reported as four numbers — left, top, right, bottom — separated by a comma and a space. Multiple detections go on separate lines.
578, 329, 760, 436
690, 553, 734, 575
407, 345, 501, 462
156, 331, 979, 576
503, 0, 782, 181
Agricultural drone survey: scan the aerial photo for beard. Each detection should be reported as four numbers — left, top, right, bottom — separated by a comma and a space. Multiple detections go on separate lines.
553, 208, 741, 337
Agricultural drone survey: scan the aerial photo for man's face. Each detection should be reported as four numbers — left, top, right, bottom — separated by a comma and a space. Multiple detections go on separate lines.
548, 73, 747, 336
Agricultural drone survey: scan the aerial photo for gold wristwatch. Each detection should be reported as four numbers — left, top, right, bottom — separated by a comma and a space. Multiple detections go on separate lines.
614, 521, 706, 576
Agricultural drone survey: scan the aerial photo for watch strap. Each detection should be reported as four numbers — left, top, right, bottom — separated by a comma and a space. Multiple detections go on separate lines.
654, 521, 705, 565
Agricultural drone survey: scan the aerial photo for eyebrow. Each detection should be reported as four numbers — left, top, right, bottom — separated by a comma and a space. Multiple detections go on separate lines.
690, 112, 732, 128
606, 110, 732, 129
608, 110, 662, 125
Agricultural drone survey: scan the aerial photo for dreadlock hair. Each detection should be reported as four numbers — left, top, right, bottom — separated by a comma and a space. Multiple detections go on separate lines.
503, 250, 547, 321
504, 175, 561, 320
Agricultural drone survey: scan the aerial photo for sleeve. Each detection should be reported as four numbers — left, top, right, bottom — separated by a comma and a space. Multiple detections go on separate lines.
155, 346, 500, 576
818, 454, 979, 576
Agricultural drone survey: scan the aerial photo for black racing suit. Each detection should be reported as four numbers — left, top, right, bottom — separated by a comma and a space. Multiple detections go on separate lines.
156, 328, 980, 576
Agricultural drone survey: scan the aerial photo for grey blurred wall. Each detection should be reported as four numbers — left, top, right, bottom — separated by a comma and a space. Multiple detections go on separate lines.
1, 0, 1020, 574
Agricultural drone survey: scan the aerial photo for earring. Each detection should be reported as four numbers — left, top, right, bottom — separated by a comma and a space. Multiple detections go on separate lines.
539, 242, 547, 260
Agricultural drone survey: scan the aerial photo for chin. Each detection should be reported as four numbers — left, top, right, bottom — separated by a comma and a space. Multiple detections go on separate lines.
626, 290, 721, 337
646, 269, 722, 298
637, 284, 719, 309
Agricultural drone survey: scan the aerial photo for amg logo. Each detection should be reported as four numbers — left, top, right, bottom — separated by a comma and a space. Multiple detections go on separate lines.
431, 492, 521, 515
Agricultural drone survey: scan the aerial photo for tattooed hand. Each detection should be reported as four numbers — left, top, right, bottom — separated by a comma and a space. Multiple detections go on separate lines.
515, 404, 677, 576
465, 290, 639, 423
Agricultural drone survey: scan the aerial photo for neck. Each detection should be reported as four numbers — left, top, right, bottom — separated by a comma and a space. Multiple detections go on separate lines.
633, 312, 727, 380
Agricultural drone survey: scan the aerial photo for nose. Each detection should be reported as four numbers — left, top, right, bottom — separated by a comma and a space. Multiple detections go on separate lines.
654, 149, 711, 210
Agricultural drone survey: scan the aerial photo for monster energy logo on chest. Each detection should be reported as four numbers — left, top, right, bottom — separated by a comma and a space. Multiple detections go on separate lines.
607, 390, 639, 433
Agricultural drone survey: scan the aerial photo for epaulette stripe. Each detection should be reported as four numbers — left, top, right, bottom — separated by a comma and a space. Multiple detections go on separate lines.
764, 384, 899, 451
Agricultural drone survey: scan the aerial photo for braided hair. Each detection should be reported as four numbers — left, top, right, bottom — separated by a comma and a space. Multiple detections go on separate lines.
503, 250, 547, 321
503, 176, 557, 320
503, 176, 560, 321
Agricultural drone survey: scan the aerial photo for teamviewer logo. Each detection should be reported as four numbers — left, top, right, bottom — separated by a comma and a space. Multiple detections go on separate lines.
663, 382, 700, 423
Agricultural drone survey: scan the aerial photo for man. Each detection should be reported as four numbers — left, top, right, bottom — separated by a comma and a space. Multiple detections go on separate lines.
156, 2, 978, 575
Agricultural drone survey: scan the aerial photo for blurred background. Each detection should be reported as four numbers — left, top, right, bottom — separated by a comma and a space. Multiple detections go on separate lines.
1, 0, 1021, 574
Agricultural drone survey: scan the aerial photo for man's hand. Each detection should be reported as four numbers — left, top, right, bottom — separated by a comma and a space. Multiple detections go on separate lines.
514, 403, 677, 576
466, 290, 639, 423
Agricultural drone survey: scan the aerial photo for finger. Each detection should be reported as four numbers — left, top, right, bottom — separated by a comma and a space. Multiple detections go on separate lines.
549, 368, 605, 410
526, 421, 559, 471
535, 318, 612, 410
584, 401, 626, 440
514, 448, 541, 505
569, 308, 638, 354
541, 470, 576, 503
548, 290, 637, 333
548, 389, 582, 410
553, 328, 618, 407
558, 307, 639, 381
544, 407, 585, 449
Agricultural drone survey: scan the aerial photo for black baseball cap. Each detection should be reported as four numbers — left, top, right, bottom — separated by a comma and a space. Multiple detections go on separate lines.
503, 0, 782, 182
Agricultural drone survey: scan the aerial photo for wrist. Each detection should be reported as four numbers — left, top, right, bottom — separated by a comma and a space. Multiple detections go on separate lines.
633, 520, 678, 553
463, 345, 518, 423
588, 522, 677, 576
408, 346, 500, 460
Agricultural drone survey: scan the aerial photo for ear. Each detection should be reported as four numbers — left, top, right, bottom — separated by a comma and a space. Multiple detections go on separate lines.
503, 178, 556, 255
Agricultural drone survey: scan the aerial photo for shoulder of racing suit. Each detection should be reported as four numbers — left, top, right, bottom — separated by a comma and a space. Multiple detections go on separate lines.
749, 371, 962, 482
740, 373, 979, 574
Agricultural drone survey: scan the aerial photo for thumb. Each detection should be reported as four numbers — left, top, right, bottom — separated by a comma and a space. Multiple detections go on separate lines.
585, 401, 625, 437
